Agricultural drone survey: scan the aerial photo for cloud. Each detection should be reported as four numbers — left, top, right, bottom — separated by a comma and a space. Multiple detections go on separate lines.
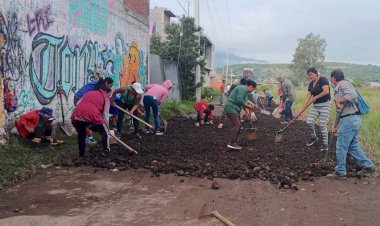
151, 0, 380, 65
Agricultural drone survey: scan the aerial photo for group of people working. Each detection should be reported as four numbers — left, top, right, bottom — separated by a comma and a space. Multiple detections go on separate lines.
195, 67, 375, 179
16, 66, 374, 179
16, 76, 172, 157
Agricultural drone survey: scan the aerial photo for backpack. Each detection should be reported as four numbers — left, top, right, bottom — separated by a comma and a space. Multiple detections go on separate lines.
356, 90, 370, 115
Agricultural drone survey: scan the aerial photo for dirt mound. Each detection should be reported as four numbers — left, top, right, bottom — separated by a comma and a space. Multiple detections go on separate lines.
66, 110, 358, 188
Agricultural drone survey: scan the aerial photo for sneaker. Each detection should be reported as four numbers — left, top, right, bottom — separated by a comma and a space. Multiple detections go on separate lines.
195, 122, 200, 127
326, 172, 347, 180
320, 146, 328, 152
357, 168, 376, 177
155, 131, 164, 136
86, 136, 97, 145
306, 137, 318, 147
280, 121, 289, 125
135, 133, 142, 139
101, 148, 111, 157
227, 143, 242, 150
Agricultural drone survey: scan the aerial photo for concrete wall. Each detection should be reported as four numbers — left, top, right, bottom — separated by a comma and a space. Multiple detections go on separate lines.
149, 54, 181, 101
0, 0, 149, 141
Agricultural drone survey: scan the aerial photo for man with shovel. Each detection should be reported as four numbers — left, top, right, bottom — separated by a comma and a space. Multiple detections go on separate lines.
277, 75, 296, 125
223, 79, 257, 150
326, 69, 375, 179
111, 82, 144, 139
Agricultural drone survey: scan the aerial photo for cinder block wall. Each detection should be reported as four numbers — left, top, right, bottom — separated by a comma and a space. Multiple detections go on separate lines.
0, 0, 149, 140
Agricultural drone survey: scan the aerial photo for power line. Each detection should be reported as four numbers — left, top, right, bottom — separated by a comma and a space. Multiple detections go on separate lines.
225, 0, 235, 47
205, 0, 222, 48
176, 0, 188, 16
210, 0, 227, 44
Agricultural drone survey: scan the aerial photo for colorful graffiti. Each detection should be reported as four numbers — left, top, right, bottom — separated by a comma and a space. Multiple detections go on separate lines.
69, 0, 109, 36
14, 90, 38, 119
29, 32, 146, 105
0, 8, 26, 86
26, 5, 54, 37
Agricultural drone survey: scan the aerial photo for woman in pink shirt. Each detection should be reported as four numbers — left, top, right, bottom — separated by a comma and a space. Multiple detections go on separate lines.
143, 80, 172, 135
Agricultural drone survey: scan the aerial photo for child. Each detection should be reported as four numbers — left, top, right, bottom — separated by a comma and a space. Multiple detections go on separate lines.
194, 101, 214, 127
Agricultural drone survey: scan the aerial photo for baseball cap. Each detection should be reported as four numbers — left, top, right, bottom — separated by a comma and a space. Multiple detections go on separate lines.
132, 83, 144, 94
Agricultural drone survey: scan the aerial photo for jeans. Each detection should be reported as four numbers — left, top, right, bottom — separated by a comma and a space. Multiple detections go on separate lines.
143, 96, 160, 132
335, 115, 374, 176
284, 100, 293, 122
267, 97, 273, 107
196, 111, 209, 123
220, 93, 224, 105
116, 103, 139, 134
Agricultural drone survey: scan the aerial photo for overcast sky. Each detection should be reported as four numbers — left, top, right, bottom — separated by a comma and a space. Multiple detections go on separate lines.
150, 0, 380, 65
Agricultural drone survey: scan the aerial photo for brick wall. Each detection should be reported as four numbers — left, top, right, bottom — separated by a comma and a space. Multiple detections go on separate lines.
123, 0, 149, 21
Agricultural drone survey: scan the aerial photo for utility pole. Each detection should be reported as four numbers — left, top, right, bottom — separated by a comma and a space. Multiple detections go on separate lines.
226, 48, 229, 84
188, 1, 190, 17
195, 0, 201, 101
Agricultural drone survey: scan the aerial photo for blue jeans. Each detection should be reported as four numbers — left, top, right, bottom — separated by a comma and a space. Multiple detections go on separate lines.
220, 93, 224, 105
284, 100, 293, 122
143, 96, 160, 132
336, 115, 374, 176
267, 97, 273, 107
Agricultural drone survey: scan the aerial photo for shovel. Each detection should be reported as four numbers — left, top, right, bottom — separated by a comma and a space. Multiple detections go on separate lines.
115, 105, 154, 129
258, 97, 271, 115
58, 86, 76, 136
158, 113, 168, 132
198, 202, 236, 226
275, 102, 312, 143
105, 125, 138, 154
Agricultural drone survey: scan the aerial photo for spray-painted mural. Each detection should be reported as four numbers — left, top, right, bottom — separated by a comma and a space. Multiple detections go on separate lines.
0, 0, 149, 138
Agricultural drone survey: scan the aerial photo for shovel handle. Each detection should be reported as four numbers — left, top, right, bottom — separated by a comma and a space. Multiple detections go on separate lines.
115, 105, 154, 129
109, 132, 138, 154
212, 211, 236, 226
279, 101, 313, 132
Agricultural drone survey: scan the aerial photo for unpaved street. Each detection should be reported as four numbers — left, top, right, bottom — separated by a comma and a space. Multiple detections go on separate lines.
0, 167, 379, 226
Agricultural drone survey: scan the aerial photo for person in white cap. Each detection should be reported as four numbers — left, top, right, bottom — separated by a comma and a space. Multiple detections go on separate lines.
111, 82, 144, 138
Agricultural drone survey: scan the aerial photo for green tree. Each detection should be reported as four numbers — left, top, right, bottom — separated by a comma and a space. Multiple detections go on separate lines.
290, 33, 327, 85
151, 17, 205, 100
150, 34, 166, 56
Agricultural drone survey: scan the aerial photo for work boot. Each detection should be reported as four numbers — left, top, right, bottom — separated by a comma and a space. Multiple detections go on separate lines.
306, 137, 319, 147
326, 172, 347, 180
101, 148, 111, 157
227, 143, 242, 150
86, 136, 97, 145
155, 131, 164, 136
357, 168, 376, 177
280, 121, 289, 125
135, 132, 143, 139
320, 145, 328, 152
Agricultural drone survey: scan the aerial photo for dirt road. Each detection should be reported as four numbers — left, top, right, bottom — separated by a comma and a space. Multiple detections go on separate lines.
0, 166, 379, 226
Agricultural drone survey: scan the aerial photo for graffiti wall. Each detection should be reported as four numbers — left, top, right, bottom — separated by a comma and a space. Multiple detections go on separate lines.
0, 0, 149, 136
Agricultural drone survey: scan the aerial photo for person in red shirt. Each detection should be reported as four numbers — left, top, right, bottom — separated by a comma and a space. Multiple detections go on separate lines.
194, 102, 214, 127
220, 80, 225, 105
71, 84, 112, 157
15, 107, 59, 146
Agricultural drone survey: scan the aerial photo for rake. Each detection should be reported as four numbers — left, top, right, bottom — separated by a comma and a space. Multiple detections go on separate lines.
274, 102, 312, 143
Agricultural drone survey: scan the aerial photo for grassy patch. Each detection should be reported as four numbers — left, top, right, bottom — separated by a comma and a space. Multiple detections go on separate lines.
0, 132, 77, 189
159, 100, 195, 119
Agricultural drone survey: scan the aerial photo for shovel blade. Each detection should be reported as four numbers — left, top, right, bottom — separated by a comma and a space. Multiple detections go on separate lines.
61, 123, 76, 136
261, 110, 271, 115
274, 133, 283, 143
